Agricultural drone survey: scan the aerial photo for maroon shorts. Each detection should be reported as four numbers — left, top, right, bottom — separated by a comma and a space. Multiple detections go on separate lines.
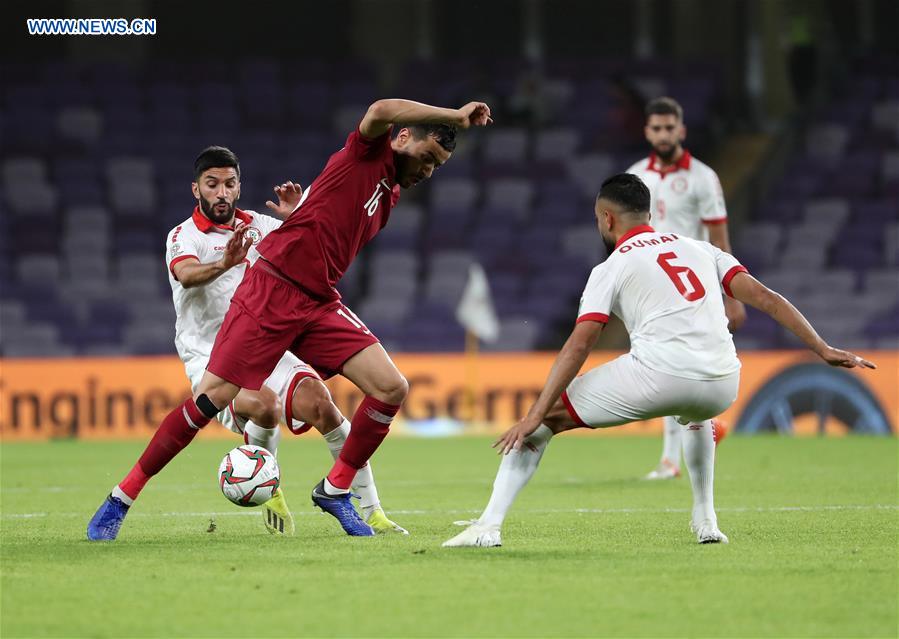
207, 263, 379, 389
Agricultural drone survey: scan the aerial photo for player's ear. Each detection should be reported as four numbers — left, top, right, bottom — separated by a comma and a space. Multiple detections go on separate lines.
191, 182, 200, 200
603, 209, 614, 231
395, 127, 411, 145
679, 123, 687, 142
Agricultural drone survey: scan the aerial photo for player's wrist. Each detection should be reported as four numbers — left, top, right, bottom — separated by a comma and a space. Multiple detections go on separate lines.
448, 108, 468, 126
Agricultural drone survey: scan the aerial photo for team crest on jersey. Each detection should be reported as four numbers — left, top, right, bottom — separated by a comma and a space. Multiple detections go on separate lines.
246, 227, 261, 245
671, 177, 688, 194
169, 243, 183, 258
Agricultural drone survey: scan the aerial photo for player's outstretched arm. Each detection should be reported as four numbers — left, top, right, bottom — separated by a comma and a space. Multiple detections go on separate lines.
359, 99, 492, 138
494, 320, 604, 454
728, 272, 876, 370
174, 226, 252, 289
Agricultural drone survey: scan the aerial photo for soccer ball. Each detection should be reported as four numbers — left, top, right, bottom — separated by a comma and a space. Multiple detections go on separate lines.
218, 445, 280, 507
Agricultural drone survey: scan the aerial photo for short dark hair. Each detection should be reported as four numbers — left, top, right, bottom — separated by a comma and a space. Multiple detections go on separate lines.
405, 123, 457, 152
645, 96, 684, 122
598, 173, 651, 216
194, 146, 240, 181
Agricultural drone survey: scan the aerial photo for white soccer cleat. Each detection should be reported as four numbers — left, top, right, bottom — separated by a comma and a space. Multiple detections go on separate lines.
452, 519, 479, 527
442, 523, 502, 548
644, 457, 681, 480
691, 519, 729, 544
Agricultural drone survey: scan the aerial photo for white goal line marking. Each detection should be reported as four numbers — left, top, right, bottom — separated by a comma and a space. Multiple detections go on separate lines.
3, 504, 897, 519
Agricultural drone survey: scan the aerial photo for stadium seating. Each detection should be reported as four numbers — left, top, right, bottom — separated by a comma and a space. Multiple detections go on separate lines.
1, 55, 896, 356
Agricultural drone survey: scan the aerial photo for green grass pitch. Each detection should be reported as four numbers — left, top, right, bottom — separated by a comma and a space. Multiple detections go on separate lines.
1, 435, 896, 638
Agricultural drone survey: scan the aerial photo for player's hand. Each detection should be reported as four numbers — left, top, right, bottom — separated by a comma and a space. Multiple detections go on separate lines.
724, 297, 746, 333
219, 225, 252, 270
265, 181, 303, 219
456, 102, 493, 129
817, 346, 876, 370
493, 417, 541, 455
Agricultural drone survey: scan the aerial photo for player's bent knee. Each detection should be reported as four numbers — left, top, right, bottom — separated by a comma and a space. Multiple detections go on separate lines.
242, 391, 281, 429
376, 374, 408, 405
257, 398, 282, 429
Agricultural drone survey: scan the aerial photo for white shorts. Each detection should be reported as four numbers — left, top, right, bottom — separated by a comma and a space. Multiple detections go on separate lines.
562, 353, 740, 428
184, 352, 322, 434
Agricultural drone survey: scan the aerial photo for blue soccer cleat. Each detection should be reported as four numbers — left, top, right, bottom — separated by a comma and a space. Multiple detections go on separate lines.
86, 494, 130, 541
311, 480, 374, 537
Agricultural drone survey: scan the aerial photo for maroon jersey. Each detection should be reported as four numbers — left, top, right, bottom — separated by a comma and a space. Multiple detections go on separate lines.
257, 126, 401, 300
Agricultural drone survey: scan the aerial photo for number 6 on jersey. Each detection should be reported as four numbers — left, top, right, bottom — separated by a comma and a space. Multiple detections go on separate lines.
657, 252, 706, 301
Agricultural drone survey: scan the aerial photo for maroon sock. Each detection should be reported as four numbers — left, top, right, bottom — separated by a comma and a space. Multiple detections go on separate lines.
326, 396, 399, 489
118, 397, 213, 500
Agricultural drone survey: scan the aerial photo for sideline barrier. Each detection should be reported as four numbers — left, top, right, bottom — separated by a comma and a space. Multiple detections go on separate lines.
0, 351, 895, 440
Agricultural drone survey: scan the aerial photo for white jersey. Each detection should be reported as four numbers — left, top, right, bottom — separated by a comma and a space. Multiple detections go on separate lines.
577, 226, 745, 380
165, 208, 281, 363
626, 151, 727, 241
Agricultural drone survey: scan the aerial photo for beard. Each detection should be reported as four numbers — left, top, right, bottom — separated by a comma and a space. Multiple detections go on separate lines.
199, 196, 235, 225
601, 231, 616, 254
393, 156, 414, 188
653, 142, 677, 162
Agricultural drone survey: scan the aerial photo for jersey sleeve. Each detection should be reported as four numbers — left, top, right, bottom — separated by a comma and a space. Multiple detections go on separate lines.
345, 124, 393, 161
576, 263, 616, 324
707, 243, 748, 298
166, 226, 201, 280
697, 167, 728, 224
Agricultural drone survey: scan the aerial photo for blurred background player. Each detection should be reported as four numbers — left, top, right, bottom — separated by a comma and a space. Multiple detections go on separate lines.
626, 97, 747, 480
444, 174, 874, 548
87, 146, 407, 540
88, 98, 492, 538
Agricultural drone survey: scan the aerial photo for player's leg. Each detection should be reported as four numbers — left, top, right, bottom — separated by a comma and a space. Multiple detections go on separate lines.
646, 416, 683, 480
445, 354, 671, 548
232, 387, 283, 455
87, 372, 240, 541
88, 269, 297, 541
323, 342, 408, 495
680, 418, 727, 543
292, 303, 403, 535
226, 386, 296, 536
443, 401, 583, 547
680, 373, 739, 544
307, 344, 406, 536
283, 374, 408, 534
116, 371, 240, 503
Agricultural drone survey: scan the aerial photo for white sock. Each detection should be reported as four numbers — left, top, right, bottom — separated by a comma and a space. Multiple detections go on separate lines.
323, 419, 381, 509
245, 421, 281, 457
478, 424, 554, 529
323, 478, 348, 495
682, 420, 716, 525
661, 415, 682, 467
111, 485, 134, 506
322, 419, 351, 459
